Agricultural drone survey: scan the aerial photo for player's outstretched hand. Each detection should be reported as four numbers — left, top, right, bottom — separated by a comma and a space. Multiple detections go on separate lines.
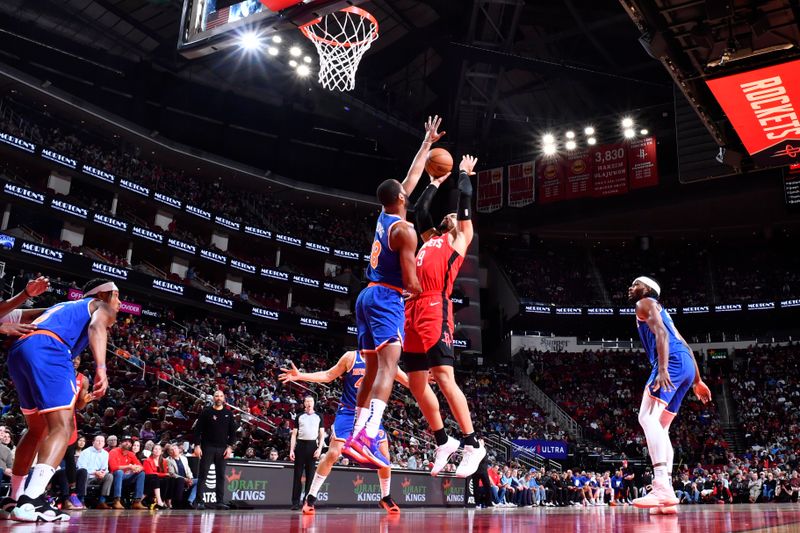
279, 362, 300, 383
424, 115, 446, 144
693, 380, 712, 403
428, 171, 451, 188
459, 155, 478, 175
25, 276, 50, 297
92, 368, 108, 400
0, 322, 37, 337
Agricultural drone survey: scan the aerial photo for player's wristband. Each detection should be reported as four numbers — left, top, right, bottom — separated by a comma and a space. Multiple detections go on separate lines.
96, 364, 107, 370
456, 171, 472, 221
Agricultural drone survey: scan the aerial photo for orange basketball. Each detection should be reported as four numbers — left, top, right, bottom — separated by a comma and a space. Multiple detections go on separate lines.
425, 148, 453, 177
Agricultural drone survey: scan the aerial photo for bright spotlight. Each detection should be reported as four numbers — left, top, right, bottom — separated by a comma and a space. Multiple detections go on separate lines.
303, 56, 312, 64
640, 128, 649, 135
623, 128, 635, 139
239, 32, 261, 51
289, 46, 302, 57
543, 144, 557, 156
542, 133, 555, 144
587, 137, 597, 145
584, 126, 595, 135
565, 131, 575, 139
272, 35, 283, 44
622, 117, 634, 128
565, 140, 577, 150
289, 59, 298, 68
297, 64, 311, 77
267, 46, 279, 56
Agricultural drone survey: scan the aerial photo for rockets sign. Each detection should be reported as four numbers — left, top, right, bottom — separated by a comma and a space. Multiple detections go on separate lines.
706, 59, 800, 166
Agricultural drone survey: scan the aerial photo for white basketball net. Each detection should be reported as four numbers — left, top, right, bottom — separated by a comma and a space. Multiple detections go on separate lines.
301, 7, 379, 92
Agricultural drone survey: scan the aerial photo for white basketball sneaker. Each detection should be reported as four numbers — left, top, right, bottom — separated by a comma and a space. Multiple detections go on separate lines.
632, 478, 679, 509
455, 443, 487, 478
430, 436, 460, 476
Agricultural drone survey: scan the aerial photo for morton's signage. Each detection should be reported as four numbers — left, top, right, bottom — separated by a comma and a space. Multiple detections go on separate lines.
81, 164, 115, 183
0, 131, 35, 153
706, 59, 800, 166
4, 183, 44, 204
41, 149, 77, 169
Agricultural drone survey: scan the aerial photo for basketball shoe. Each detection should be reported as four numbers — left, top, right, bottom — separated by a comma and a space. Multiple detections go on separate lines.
351, 428, 391, 468
11, 495, 70, 522
430, 436, 460, 476
456, 443, 487, 478
632, 478, 679, 508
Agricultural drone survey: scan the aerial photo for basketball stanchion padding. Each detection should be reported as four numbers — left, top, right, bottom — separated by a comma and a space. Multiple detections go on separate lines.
300, 6, 379, 92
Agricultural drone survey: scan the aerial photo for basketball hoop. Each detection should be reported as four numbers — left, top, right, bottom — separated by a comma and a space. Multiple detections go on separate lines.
300, 6, 379, 92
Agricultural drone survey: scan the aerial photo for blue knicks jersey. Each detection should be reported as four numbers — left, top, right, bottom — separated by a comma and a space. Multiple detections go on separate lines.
366, 210, 410, 289
30, 298, 94, 355
339, 351, 366, 410
636, 298, 689, 366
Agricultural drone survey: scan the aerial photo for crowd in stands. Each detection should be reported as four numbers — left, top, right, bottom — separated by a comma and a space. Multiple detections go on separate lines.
498, 236, 800, 307
0, 97, 375, 252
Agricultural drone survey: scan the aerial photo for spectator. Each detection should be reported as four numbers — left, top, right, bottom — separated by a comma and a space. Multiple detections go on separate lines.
167, 444, 197, 508
75, 435, 114, 509
142, 444, 172, 509
108, 435, 146, 510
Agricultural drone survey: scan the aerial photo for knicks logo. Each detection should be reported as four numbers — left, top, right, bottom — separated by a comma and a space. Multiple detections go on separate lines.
369, 240, 382, 269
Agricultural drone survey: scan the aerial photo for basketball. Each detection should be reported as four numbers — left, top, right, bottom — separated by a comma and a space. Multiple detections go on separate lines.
425, 148, 453, 177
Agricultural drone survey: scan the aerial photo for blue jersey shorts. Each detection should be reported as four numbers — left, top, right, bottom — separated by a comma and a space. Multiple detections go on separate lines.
646, 350, 696, 414
355, 284, 405, 352
331, 407, 387, 444
7, 334, 78, 415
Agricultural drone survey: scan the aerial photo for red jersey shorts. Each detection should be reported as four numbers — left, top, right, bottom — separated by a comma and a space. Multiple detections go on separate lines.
404, 293, 455, 355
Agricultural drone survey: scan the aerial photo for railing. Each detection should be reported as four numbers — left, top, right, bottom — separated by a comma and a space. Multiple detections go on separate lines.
513, 367, 582, 441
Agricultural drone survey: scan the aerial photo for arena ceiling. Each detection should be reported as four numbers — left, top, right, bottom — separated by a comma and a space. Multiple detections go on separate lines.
0, 1, 797, 194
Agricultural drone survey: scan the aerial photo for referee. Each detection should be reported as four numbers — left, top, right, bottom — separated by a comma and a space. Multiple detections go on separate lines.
290, 395, 324, 510
194, 389, 237, 510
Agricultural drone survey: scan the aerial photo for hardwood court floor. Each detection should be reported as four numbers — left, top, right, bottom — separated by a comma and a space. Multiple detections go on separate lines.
4, 503, 800, 532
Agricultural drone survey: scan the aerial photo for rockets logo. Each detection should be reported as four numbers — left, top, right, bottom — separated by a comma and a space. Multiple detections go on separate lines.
772, 144, 800, 158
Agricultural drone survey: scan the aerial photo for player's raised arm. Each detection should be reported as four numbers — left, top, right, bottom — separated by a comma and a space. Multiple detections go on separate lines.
279, 351, 355, 384
393, 223, 422, 299
0, 276, 49, 319
401, 115, 446, 197
636, 298, 673, 393
414, 173, 449, 242
451, 155, 477, 256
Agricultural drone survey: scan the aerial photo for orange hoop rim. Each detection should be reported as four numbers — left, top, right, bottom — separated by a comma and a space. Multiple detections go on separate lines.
299, 6, 379, 49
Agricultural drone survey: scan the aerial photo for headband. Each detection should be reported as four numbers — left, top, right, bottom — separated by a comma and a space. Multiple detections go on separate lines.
634, 276, 660, 296
84, 281, 119, 297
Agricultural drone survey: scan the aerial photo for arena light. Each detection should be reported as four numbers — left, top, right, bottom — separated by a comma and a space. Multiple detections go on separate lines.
289, 59, 298, 68
565, 131, 575, 139
584, 126, 595, 135
640, 128, 649, 135
543, 144, 557, 156
542, 133, 555, 144
239, 32, 262, 51
267, 46, 279, 56
565, 140, 577, 150
622, 117, 634, 128
297, 64, 311, 77
624, 128, 636, 139
272, 35, 283, 44
289, 46, 302, 57
587, 137, 597, 145
303, 56, 312, 64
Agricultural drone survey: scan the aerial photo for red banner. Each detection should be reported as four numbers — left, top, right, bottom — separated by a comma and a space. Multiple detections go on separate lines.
563, 151, 592, 199
68, 288, 142, 315
706, 59, 800, 166
536, 157, 565, 203
628, 136, 659, 189
507, 161, 535, 207
591, 143, 629, 197
476, 167, 504, 213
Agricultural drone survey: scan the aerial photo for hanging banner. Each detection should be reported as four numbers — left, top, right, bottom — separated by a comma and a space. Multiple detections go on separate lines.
476, 167, 503, 213
563, 151, 592, 199
628, 136, 659, 189
706, 59, 800, 166
536, 157, 565, 203
507, 161, 535, 207
591, 143, 629, 197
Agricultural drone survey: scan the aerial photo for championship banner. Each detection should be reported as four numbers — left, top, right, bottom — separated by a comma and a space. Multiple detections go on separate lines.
563, 151, 592, 199
507, 161, 535, 207
628, 136, 659, 189
476, 167, 503, 213
535, 156, 565, 203
706, 59, 800, 166
511, 439, 568, 460
591, 143, 629, 197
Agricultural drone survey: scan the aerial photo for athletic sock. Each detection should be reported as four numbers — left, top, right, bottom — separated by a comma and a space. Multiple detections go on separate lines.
352, 407, 371, 436
11, 474, 27, 500
654, 465, 669, 480
308, 473, 327, 498
433, 428, 449, 447
380, 476, 391, 498
22, 464, 56, 499
364, 399, 387, 439
462, 432, 479, 448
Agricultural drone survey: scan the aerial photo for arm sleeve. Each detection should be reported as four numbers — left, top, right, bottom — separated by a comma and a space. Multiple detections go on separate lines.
456, 170, 472, 221
413, 184, 439, 233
